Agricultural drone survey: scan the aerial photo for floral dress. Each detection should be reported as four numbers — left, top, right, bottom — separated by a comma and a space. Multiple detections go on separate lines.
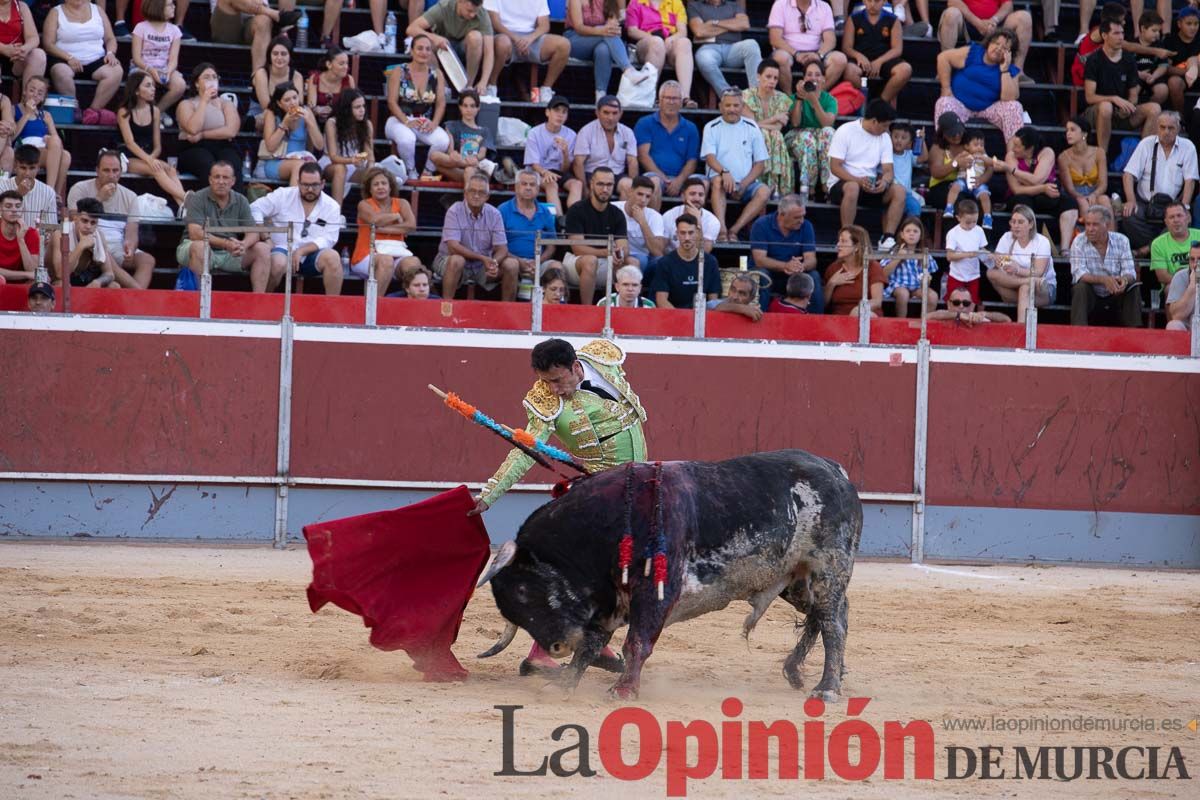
742, 87, 794, 197
785, 90, 837, 192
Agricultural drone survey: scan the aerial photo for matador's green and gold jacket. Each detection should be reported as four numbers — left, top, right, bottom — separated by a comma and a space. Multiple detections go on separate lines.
480, 339, 648, 506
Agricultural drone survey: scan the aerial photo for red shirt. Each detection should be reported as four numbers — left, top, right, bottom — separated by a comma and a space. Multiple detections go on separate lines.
768, 297, 809, 314
964, 0, 1003, 20
0, 227, 40, 270
824, 259, 885, 316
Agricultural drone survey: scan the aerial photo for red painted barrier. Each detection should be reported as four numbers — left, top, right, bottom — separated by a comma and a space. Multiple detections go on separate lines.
925, 364, 1200, 515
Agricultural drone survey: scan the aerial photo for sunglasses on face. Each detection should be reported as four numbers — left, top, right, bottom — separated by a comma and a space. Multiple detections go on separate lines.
948, 299, 972, 308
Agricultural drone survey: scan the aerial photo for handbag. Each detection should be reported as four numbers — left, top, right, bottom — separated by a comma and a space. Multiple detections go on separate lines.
1142, 143, 1175, 222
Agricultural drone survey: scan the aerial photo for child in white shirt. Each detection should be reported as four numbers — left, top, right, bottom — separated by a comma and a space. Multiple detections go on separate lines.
943, 196, 990, 304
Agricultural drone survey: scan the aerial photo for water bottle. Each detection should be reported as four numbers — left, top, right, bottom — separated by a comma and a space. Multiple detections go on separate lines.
384, 11, 398, 53
243, 151, 252, 181
340, 247, 351, 275
297, 9, 309, 49
913, 128, 924, 157
859, 75, 868, 117
800, 180, 809, 206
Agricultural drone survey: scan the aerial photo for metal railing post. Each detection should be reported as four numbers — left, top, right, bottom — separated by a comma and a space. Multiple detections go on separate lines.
1191, 264, 1200, 357
532, 230, 543, 332
857, 245, 872, 344
365, 223, 378, 327
911, 336, 930, 564
199, 233, 212, 320
602, 234, 614, 338
693, 246, 706, 338
273, 314, 294, 549
919, 246, 930, 343
34, 211, 48, 283
284, 222, 294, 319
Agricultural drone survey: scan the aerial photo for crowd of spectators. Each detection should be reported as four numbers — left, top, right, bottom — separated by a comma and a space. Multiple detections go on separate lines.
4, 0, 1199, 333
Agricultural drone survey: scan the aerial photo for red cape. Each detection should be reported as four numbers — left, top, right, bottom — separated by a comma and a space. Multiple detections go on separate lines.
303, 486, 492, 682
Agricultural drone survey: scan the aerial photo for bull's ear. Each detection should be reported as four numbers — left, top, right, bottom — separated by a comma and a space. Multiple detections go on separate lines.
477, 540, 518, 587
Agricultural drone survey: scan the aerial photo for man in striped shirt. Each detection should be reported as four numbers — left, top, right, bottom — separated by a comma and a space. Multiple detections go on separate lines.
0, 145, 60, 278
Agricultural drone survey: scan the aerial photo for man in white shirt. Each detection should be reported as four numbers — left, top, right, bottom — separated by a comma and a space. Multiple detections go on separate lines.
827, 99, 906, 248
612, 176, 666, 272
250, 162, 345, 295
1120, 111, 1199, 252
661, 177, 720, 253
66, 150, 156, 289
483, 0, 569, 102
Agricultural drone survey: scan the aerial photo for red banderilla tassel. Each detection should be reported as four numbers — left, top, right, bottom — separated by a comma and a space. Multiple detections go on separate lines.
618, 534, 633, 584
653, 553, 667, 601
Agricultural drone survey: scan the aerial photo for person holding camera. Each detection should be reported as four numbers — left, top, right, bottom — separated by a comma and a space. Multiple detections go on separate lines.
1120, 111, 1198, 254
786, 60, 837, 197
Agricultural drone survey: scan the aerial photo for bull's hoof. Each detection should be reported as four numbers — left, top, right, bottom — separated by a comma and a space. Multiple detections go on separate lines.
593, 652, 625, 674
519, 658, 564, 678
809, 688, 840, 703
608, 683, 639, 700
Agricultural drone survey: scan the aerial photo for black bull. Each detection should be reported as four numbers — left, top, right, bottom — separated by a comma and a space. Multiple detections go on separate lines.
477, 450, 863, 700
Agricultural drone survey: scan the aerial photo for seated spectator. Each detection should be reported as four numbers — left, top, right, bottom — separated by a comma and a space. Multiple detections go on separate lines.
250, 162, 345, 296
625, 0, 695, 105
0, 144, 59, 235
1134, 11, 1170, 109
0, 1, 45, 94
889, 121, 925, 218
1058, 116, 1114, 246
12, 75, 69, 197
384, 35, 452, 182
131, 0, 186, 124
564, 166, 629, 304
408, 0, 494, 95
937, 0, 1031, 75
43, 0, 123, 126
827, 99, 905, 248
434, 174, 514, 299
210, 1, 299, 73
988, 203, 1055, 323
484, 0, 569, 102
1165, 243, 1197, 331
742, 62, 794, 198
598, 264, 656, 307
1084, 17, 1160, 154
177, 63, 244, 191
541, 265, 568, 304
499, 168, 562, 292
1000, 126, 1068, 246
306, 47, 354, 129
66, 150, 155, 289
824, 224, 885, 316
1069, 3, 1134, 88
117, 73, 187, 208
399, 266, 440, 300
1070, 205, 1143, 327
689, 0, 760, 97
768, 0, 848, 95
524, 97, 582, 214
0, 189, 36, 283
1149, 201, 1200, 290
934, 29, 1023, 141
926, 284, 1011, 324
1165, 7, 1200, 113
565, 0, 642, 102
353, 166, 422, 293
573, 95, 639, 198
65, 197, 118, 288
250, 37, 303, 133
1121, 112, 1198, 253
650, 213, 720, 307
924, 112, 965, 222
429, 89, 497, 184
256, 84, 324, 185
786, 60, 837, 195
321, 90, 374, 203
702, 88, 772, 242
634, 81, 701, 204
613, 176, 666, 273
710, 271, 764, 320
843, 0, 912, 105
881, 216, 937, 317
768, 271, 814, 313
750, 193, 822, 313
944, 196, 988, 304
661, 175, 721, 251
27, 280, 54, 312
177, 161, 273, 290
940, 128, 995, 228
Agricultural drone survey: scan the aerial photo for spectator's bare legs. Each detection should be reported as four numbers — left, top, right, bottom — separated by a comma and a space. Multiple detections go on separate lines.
441, 254, 467, 299
263, 251, 291, 293
938, 6, 964, 54
498, 256, 519, 301
241, 241, 273, 292
372, 254, 396, 294
883, 183, 905, 235
541, 35, 569, 89
911, 0, 931, 24
127, 155, 188, 205
616, 176, 633, 201
1005, 11, 1032, 70
945, 180, 962, 213
710, 179, 730, 239
314, 249, 343, 295
836, 180, 859, 226
407, 0, 425, 25
1092, 101, 1115, 153
893, 286, 911, 317
11, 49, 46, 91
668, 36, 694, 97
111, 252, 154, 289
461, 30, 485, 91
1078, 0, 1094, 38
728, 184, 771, 240
41, 137, 69, 197
160, 71, 187, 112
321, 0, 341, 40
574, 254, 598, 304
174, 0, 191, 26
324, 162, 348, 205
90, 64, 123, 111
490, 33, 514, 87
880, 61, 912, 104
115, 0, 129, 26
369, 0, 386, 35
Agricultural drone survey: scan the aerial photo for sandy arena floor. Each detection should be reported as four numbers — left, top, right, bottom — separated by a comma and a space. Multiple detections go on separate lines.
1, 541, 1197, 799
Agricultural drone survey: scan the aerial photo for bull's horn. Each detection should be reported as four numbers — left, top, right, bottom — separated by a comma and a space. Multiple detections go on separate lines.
478, 622, 518, 658
477, 540, 518, 587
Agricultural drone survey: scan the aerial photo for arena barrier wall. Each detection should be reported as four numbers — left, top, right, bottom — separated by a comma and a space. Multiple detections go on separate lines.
0, 310, 1196, 566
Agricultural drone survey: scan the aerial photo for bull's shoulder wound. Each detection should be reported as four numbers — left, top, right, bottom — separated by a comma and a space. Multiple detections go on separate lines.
578, 338, 626, 367
524, 380, 564, 422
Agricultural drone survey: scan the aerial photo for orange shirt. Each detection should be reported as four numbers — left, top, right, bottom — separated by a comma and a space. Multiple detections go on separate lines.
352, 197, 407, 264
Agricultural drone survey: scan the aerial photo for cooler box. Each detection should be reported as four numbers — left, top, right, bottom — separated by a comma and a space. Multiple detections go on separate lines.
45, 95, 77, 126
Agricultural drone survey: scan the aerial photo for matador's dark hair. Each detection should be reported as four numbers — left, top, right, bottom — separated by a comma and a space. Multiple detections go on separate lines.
531, 338, 577, 372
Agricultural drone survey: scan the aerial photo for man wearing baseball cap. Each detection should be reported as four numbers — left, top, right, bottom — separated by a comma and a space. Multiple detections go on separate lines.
27, 281, 54, 313
523, 96, 582, 214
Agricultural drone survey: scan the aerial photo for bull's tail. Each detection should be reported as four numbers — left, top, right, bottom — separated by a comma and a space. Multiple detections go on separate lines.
783, 614, 822, 690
